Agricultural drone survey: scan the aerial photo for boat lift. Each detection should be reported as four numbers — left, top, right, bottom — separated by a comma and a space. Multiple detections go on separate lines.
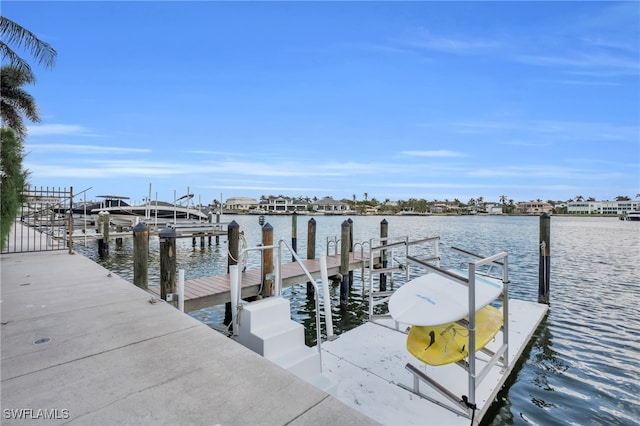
359, 236, 511, 420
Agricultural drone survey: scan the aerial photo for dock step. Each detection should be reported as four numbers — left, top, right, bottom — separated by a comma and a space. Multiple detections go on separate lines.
304, 373, 337, 395
241, 297, 292, 327
271, 346, 319, 376
252, 321, 305, 359
236, 296, 336, 396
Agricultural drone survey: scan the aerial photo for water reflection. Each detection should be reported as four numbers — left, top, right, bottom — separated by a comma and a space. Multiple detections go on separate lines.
75, 215, 640, 426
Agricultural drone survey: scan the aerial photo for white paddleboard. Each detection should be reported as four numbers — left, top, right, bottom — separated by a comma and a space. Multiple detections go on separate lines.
388, 270, 503, 326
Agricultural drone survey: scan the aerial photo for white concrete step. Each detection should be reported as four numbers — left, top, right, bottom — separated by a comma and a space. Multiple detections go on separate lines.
305, 373, 338, 396
241, 297, 292, 332
235, 295, 337, 396
271, 346, 337, 396
270, 345, 320, 376
247, 320, 305, 359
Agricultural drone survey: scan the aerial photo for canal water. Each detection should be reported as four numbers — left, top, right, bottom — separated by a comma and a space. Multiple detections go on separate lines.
74, 215, 639, 425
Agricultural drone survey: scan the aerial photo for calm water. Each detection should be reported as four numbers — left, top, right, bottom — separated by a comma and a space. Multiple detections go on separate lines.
75, 215, 640, 425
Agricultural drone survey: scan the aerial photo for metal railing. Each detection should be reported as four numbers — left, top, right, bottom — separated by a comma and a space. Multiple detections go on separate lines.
2, 186, 74, 254
229, 238, 327, 373
365, 235, 441, 321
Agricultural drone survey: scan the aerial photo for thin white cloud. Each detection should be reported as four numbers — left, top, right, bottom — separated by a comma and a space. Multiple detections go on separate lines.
515, 53, 639, 76
454, 119, 638, 142
207, 160, 383, 177
188, 150, 237, 155
467, 166, 625, 181
400, 29, 501, 54
209, 185, 327, 193
27, 124, 100, 137
27, 144, 151, 154
401, 150, 467, 158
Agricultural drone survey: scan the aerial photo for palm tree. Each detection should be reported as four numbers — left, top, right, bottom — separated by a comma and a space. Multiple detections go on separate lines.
1, 66, 40, 139
0, 16, 56, 82
0, 127, 28, 249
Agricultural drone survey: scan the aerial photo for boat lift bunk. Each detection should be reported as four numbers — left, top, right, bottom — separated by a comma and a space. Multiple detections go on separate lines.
362, 238, 511, 421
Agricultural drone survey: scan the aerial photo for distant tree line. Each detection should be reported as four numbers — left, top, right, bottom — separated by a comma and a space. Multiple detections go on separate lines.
255, 192, 639, 216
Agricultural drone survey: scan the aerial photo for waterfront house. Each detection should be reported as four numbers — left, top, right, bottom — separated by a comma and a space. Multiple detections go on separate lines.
516, 201, 553, 215
225, 197, 259, 213
311, 197, 350, 214
258, 196, 308, 213
566, 200, 640, 215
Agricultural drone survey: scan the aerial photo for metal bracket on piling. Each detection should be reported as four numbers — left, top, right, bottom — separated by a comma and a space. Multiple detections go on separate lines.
166, 293, 179, 302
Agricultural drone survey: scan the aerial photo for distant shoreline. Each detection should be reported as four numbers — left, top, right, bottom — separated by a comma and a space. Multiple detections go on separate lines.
222, 211, 625, 218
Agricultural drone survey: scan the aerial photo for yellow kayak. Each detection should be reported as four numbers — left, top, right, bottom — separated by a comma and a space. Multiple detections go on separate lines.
406, 305, 503, 366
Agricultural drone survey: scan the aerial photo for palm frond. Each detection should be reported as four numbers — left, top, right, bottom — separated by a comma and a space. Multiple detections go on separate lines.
0, 42, 35, 80
0, 16, 57, 68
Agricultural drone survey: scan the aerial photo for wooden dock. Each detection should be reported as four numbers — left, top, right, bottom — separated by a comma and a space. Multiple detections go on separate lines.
73, 224, 228, 241
146, 253, 368, 312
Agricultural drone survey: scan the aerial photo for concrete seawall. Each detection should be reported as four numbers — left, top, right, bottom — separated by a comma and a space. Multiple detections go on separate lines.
1, 249, 377, 425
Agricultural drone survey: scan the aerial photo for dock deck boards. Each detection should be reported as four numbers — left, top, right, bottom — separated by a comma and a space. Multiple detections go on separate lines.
146, 253, 367, 311
321, 299, 548, 425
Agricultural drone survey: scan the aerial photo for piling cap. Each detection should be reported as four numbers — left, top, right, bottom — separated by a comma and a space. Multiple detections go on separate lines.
262, 222, 273, 231
159, 227, 176, 238
133, 222, 148, 232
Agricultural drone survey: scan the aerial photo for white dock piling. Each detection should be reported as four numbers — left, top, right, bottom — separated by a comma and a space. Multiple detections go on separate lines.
320, 255, 334, 339
178, 269, 185, 313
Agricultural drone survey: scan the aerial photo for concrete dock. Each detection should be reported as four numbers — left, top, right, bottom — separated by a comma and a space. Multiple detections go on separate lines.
0, 247, 377, 424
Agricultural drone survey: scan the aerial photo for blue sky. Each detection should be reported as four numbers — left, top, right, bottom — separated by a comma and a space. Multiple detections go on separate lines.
4, 1, 639, 205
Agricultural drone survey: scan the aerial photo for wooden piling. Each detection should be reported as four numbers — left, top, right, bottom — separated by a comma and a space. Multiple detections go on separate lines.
159, 227, 177, 307
262, 222, 274, 297
215, 212, 220, 245
227, 221, 240, 270
116, 225, 123, 247
538, 213, 551, 304
133, 222, 148, 289
340, 220, 350, 307
98, 212, 110, 257
380, 219, 388, 292
306, 218, 317, 296
348, 218, 354, 289
225, 221, 240, 325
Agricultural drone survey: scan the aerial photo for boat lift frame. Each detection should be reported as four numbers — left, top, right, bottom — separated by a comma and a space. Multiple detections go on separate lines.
362, 235, 442, 322
399, 249, 511, 419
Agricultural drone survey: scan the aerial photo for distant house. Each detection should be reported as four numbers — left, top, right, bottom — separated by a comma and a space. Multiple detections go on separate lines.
259, 196, 308, 213
363, 205, 379, 215
516, 201, 553, 215
311, 197, 349, 214
566, 200, 640, 215
431, 202, 462, 214
225, 197, 259, 212
486, 203, 503, 215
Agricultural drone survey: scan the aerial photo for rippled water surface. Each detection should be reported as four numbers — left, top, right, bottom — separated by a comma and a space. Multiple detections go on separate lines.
75, 215, 640, 425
